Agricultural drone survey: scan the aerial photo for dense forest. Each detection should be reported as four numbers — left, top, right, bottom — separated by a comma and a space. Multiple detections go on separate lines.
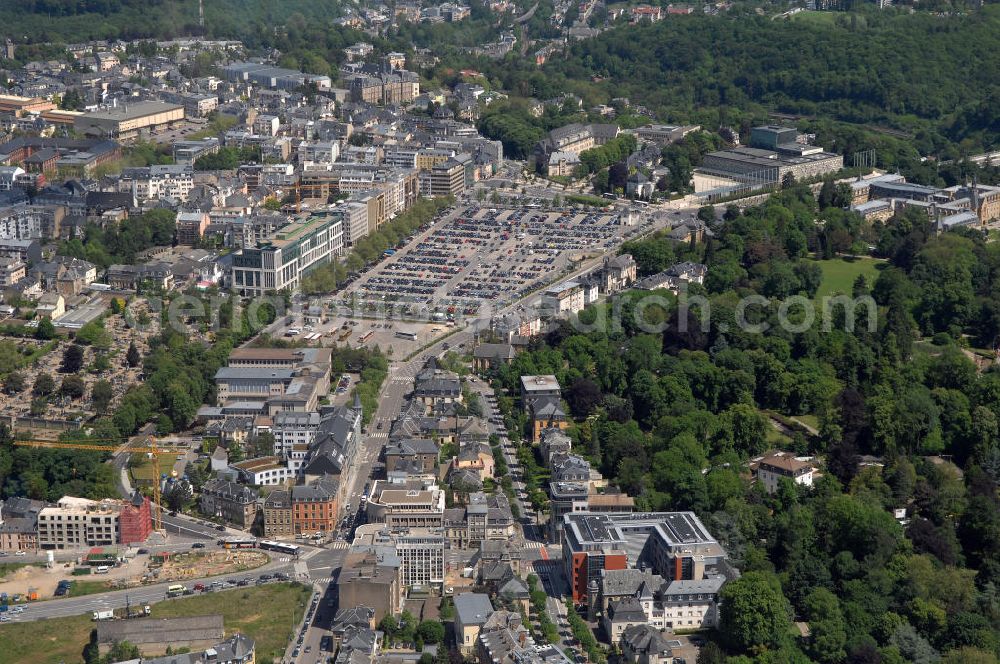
541, 9, 1000, 146
486, 181, 1000, 662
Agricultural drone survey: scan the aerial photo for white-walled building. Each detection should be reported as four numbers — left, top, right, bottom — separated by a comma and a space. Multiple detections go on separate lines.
753, 452, 814, 493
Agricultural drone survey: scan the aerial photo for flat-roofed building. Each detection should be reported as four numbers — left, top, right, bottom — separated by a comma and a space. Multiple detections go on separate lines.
339, 200, 370, 245
428, 158, 466, 197
74, 102, 184, 140
232, 455, 294, 486
38, 496, 119, 549
214, 367, 295, 404
94, 615, 225, 656
0, 94, 56, 116
273, 410, 321, 457
699, 145, 843, 186
0, 256, 25, 287
175, 210, 209, 245
562, 511, 727, 602
337, 547, 403, 622
542, 280, 585, 316
223, 62, 332, 91
365, 479, 445, 528
636, 124, 700, 145
230, 209, 343, 296
352, 523, 446, 589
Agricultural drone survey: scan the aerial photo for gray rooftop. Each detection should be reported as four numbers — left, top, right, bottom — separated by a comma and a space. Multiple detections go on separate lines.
454, 592, 493, 626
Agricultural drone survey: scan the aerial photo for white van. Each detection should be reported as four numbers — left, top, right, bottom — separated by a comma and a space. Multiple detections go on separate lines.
95, 566, 110, 574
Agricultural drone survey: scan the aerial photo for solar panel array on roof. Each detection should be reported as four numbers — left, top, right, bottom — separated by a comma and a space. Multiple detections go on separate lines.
664, 512, 709, 544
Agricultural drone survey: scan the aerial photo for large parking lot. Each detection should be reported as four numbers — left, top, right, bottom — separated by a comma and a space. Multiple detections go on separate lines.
341, 204, 632, 316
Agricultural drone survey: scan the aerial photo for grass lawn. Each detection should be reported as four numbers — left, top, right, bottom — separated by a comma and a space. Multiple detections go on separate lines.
793, 414, 820, 431
813, 257, 884, 300
765, 424, 792, 446
128, 455, 159, 485
65, 580, 115, 598
0, 582, 312, 664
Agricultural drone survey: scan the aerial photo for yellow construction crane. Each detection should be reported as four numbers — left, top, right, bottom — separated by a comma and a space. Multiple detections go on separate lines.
13, 436, 176, 532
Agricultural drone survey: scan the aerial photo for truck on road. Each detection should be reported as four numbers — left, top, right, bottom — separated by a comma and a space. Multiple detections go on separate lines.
93, 610, 115, 621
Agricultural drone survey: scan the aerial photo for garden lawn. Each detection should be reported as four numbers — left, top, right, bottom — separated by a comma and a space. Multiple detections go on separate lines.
813, 257, 884, 300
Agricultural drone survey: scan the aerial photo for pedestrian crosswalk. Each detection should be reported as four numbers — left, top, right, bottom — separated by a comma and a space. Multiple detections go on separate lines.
522, 541, 547, 549
311, 576, 337, 584
326, 540, 350, 549
367, 432, 389, 440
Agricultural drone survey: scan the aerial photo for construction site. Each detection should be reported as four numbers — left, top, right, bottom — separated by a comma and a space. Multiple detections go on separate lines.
0, 548, 269, 601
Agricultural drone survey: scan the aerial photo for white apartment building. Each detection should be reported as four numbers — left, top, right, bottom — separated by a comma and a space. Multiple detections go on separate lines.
384, 147, 418, 169
252, 114, 280, 136
339, 201, 370, 245
231, 210, 344, 296
754, 452, 814, 494
0, 166, 26, 191
0, 256, 25, 287
232, 456, 296, 486
395, 528, 446, 587
299, 141, 340, 164
37, 497, 118, 549
119, 164, 194, 203
273, 411, 321, 457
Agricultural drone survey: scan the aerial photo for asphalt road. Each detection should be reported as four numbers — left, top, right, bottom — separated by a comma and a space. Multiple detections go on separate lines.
279, 364, 413, 664
3, 558, 295, 623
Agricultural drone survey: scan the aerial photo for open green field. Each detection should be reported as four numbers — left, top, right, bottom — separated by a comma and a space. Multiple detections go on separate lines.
813, 257, 885, 300
792, 414, 820, 432
0, 582, 311, 664
127, 456, 159, 484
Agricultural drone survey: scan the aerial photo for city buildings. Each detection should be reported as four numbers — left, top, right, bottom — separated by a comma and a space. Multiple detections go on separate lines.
352, 523, 447, 590
561, 511, 729, 603
291, 475, 340, 535
385, 438, 440, 474
365, 479, 446, 528
230, 209, 344, 296
337, 548, 404, 622
262, 489, 293, 538
0, 497, 44, 552
222, 62, 332, 91
521, 375, 568, 442
199, 479, 259, 528
455, 593, 494, 654
533, 123, 620, 167
212, 346, 333, 415
37, 496, 119, 549
119, 164, 194, 204
542, 281, 585, 317
74, 102, 185, 140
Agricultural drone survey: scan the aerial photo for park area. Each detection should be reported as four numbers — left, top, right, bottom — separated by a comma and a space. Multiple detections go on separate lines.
0, 582, 312, 664
813, 256, 885, 300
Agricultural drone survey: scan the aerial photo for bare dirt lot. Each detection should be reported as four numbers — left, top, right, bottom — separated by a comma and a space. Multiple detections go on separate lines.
0, 550, 268, 600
